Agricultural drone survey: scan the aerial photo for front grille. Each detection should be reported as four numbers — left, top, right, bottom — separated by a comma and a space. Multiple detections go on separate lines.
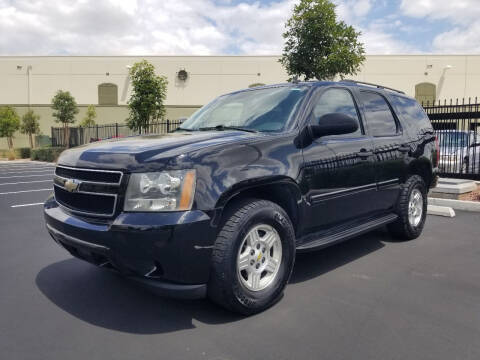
54, 165, 124, 217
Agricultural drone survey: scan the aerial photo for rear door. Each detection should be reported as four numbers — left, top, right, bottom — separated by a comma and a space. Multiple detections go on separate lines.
357, 90, 408, 212
300, 87, 377, 232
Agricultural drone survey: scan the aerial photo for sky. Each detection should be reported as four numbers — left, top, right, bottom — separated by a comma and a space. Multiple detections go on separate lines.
0, 0, 479, 55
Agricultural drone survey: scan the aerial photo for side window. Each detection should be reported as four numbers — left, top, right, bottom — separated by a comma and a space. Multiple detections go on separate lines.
390, 95, 432, 133
311, 88, 362, 137
358, 91, 398, 137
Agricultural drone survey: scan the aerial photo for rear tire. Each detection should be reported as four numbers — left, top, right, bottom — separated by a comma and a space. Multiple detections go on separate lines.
388, 175, 427, 241
208, 199, 295, 315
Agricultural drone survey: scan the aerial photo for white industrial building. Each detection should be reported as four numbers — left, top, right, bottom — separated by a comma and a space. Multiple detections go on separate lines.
1, 54, 479, 148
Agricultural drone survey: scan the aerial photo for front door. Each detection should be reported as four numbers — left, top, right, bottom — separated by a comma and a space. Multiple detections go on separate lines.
300, 87, 377, 233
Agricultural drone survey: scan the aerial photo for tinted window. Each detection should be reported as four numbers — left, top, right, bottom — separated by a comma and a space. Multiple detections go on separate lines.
311, 88, 362, 137
390, 95, 432, 132
359, 92, 397, 136
180, 86, 308, 132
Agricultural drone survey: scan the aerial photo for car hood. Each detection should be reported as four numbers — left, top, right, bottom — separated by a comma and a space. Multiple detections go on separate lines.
57, 131, 261, 171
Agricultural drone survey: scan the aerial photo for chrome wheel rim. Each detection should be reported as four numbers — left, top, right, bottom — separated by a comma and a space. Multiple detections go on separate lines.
408, 189, 423, 227
237, 224, 282, 292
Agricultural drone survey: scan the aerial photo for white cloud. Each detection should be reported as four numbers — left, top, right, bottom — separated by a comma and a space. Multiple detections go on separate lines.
0, 0, 295, 55
400, 0, 480, 53
0, 0, 426, 55
400, 0, 480, 23
336, 0, 372, 21
433, 22, 480, 53
336, 1, 419, 54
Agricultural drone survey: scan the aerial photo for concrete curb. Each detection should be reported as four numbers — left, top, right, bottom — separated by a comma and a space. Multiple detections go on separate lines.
428, 197, 480, 212
427, 205, 456, 217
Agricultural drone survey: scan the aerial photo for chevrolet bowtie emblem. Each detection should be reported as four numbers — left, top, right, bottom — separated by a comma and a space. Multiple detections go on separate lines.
64, 179, 81, 193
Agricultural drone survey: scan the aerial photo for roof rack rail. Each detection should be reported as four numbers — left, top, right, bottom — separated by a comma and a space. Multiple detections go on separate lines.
341, 79, 405, 94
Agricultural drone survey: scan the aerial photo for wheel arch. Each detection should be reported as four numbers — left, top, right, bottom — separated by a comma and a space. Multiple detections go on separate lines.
215, 177, 303, 235
408, 158, 434, 188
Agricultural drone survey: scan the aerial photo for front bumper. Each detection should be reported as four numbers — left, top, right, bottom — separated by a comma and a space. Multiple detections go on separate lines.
44, 195, 216, 299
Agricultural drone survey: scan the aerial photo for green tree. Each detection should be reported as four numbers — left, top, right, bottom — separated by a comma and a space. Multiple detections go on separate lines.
280, 0, 365, 81
51, 90, 78, 147
79, 105, 97, 127
127, 60, 168, 132
20, 109, 41, 148
0, 106, 21, 150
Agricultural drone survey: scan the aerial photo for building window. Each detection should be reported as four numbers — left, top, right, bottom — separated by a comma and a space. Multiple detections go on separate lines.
415, 82, 436, 105
98, 83, 118, 105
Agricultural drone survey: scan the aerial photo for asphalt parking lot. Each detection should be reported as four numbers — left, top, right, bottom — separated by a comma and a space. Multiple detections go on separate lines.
1, 160, 479, 360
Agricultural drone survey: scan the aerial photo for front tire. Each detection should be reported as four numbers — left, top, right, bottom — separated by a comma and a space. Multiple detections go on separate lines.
208, 199, 295, 315
388, 175, 427, 241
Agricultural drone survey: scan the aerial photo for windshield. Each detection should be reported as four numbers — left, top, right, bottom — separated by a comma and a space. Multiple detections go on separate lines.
179, 86, 309, 132
438, 132, 469, 148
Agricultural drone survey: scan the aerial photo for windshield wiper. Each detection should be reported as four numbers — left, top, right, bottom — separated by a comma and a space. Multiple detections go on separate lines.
198, 125, 258, 133
173, 127, 197, 132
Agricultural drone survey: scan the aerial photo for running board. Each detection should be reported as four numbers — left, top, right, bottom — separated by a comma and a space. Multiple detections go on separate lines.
296, 213, 398, 253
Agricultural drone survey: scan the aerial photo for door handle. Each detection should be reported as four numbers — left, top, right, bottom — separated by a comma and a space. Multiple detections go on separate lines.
357, 150, 373, 159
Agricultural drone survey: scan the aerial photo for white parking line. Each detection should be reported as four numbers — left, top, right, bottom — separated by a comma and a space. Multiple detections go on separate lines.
0, 180, 52, 186
0, 164, 55, 169
0, 174, 53, 179
0, 167, 55, 172
11, 202, 44, 208
0, 169, 54, 175
0, 188, 51, 195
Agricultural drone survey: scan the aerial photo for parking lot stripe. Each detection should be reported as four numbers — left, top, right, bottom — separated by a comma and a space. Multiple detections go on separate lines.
0, 174, 54, 179
0, 170, 54, 175
11, 202, 45, 208
0, 180, 52, 186
0, 167, 55, 172
0, 164, 54, 167
0, 188, 51, 195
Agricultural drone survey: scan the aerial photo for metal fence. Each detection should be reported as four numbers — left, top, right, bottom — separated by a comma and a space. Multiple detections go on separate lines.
51, 120, 183, 148
423, 98, 480, 180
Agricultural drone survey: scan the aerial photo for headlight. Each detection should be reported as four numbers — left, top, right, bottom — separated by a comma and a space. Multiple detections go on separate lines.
124, 170, 196, 212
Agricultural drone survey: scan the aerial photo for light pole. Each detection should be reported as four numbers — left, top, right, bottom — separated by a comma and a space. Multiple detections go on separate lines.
121, 65, 132, 103
27, 65, 32, 108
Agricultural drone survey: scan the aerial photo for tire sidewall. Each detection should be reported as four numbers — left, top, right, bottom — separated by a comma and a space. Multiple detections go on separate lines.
405, 177, 427, 236
228, 204, 295, 311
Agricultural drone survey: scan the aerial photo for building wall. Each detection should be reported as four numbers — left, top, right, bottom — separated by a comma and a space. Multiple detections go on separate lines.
1, 54, 480, 149
350, 55, 479, 102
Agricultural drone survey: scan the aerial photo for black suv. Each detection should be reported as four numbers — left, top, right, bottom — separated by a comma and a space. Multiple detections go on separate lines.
44, 80, 438, 315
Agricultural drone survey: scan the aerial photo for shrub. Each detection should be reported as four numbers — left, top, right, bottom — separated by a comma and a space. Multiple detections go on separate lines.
31, 147, 66, 162
18, 147, 31, 159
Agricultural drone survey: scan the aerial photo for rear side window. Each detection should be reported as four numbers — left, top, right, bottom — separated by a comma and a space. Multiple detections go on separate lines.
311, 88, 362, 137
359, 91, 398, 137
390, 95, 432, 132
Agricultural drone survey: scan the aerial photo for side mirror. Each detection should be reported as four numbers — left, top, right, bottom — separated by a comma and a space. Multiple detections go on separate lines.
309, 113, 359, 139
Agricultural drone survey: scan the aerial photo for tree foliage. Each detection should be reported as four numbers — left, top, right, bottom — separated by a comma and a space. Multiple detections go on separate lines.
280, 0, 365, 81
80, 105, 97, 127
20, 109, 41, 148
0, 106, 21, 150
127, 60, 168, 131
51, 90, 78, 147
